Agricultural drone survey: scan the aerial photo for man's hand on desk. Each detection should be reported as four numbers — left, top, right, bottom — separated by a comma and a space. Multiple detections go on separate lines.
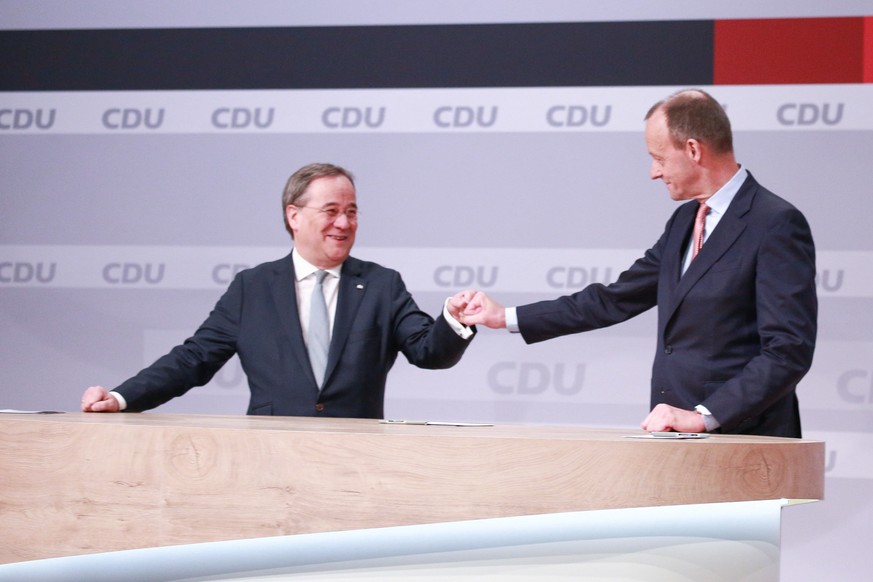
641, 403, 706, 433
81, 385, 120, 413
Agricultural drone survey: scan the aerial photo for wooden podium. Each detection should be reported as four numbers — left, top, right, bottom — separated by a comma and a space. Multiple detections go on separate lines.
0, 413, 824, 579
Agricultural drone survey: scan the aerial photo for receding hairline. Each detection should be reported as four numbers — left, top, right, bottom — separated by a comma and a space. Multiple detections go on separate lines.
644, 89, 734, 154
645, 89, 710, 121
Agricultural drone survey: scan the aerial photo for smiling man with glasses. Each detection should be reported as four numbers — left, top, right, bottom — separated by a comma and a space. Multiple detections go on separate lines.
82, 162, 476, 418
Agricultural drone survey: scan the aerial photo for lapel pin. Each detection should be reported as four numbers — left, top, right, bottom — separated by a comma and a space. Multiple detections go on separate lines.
356, 284, 364, 289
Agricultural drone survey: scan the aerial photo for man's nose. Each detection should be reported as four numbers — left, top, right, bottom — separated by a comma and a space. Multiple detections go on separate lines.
333, 212, 351, 228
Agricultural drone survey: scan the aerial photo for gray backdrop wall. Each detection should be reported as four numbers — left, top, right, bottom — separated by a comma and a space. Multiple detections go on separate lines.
2, 2, 871, 580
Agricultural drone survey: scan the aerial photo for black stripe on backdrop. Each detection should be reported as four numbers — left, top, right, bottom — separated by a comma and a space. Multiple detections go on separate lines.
1, 20, 713, 91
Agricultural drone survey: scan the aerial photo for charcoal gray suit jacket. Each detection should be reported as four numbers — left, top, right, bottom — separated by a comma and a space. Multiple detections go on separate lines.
116, 253, 474, 418
517, 173, 817, 437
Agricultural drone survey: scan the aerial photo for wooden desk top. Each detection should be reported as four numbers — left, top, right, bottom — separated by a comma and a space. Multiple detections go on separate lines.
0, 413, 824, 563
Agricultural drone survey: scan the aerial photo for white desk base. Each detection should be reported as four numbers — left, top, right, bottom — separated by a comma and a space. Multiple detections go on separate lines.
0, 499, 801, 581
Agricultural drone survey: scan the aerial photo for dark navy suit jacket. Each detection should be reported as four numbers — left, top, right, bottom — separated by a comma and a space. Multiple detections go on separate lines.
517, 174, 817, 437
116, 253, 474, 418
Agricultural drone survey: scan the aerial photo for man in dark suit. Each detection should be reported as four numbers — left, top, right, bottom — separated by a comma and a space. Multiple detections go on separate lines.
81, 163, 475, 418
459, 90, 817, 437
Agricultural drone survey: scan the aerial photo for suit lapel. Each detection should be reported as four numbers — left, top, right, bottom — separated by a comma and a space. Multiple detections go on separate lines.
662, 202, 697, 297
664, 176, 757, 326
271, 253, 319, 388
322, 257, 368, 390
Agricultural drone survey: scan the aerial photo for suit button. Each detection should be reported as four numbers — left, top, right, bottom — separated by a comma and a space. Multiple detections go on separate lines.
314, 403, 325, 412
664, 345, 673, 355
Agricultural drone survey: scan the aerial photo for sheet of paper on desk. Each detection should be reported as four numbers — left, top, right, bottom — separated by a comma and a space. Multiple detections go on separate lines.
0, 409, 66, 414
625, 432, 709, 439
380, 419, 493, 427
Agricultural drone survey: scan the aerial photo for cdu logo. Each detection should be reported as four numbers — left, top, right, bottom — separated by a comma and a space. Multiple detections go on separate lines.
0, 108, 56, 130
102, 108, 165, 130
546, 105, 612, 128
546, 266, 614, 289
836, 370, 873, 404
433, 266, 498, 288
103, 263, 166, 285
0, 262, 56, 283
212, 263, 251, 285
776, 103, 844, 126
322, 107, 386, 129
815, 269, 844, 293
488, 362, 585, 395
433, 106, 498, 128
211, 107, 275, 129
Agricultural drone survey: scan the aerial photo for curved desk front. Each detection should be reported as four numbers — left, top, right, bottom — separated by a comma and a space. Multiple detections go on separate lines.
0, 413, 824, 581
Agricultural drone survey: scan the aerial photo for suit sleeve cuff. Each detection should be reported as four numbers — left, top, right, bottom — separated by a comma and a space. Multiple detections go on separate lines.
695, 404, 721, 432
443, 299, 474, 340
110, 391, 128, 411
506, 307, 520, 333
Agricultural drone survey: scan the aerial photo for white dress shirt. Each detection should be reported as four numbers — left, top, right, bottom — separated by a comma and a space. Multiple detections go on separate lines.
293, 250, 341, 347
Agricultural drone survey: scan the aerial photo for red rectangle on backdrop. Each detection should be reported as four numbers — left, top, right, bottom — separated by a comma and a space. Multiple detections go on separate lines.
714, 17, 866, 84
865, 17, 873, 82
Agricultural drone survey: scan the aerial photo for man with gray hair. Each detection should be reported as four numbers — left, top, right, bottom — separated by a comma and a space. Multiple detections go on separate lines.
82, 162, 476, 418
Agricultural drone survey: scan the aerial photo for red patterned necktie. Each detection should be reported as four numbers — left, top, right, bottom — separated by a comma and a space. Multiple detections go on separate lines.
692, 202, 710, 260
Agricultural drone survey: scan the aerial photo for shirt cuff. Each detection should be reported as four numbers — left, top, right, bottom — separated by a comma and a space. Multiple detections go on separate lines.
505, 307, 520, 333
110, 391, 128, 411
443, 299, 474, 340
694, 404, 721, 432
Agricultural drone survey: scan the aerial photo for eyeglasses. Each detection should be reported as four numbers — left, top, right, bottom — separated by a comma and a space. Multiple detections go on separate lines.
295, 206, 359, 222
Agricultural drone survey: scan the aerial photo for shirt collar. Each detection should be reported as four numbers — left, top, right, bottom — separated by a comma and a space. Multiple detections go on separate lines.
703, 165, 748, 217
292, 248, 343, 282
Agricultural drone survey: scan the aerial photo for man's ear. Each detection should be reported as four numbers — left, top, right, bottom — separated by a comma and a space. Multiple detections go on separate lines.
685, 138, 702, 163
285, 205, 299, 232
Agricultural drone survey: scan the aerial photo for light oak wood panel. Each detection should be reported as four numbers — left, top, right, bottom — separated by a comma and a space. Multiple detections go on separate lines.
0, 413, 824, 564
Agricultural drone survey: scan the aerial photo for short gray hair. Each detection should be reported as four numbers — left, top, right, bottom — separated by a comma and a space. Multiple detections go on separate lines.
282, 163, 355, 236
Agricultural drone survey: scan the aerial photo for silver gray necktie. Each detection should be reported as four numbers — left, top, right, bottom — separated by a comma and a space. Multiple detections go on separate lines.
307, 270, 330, 388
